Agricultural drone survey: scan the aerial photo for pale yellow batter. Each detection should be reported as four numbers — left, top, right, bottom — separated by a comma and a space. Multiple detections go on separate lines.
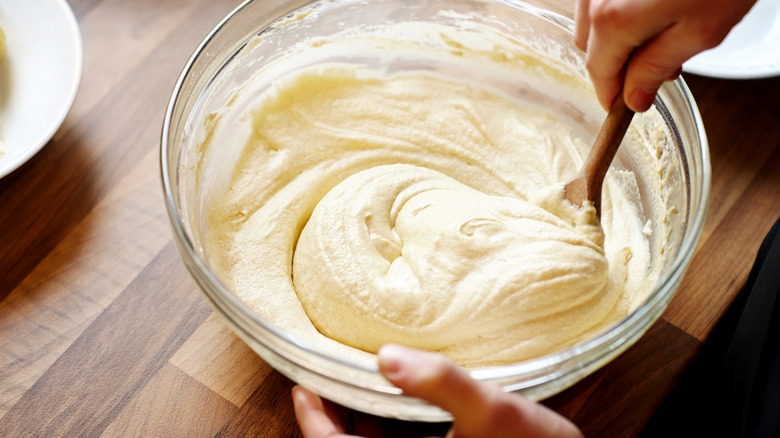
199, 23, 670, 367
293, 160, 625, 364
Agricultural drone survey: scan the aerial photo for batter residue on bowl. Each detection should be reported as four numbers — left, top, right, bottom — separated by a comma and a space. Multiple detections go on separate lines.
199, 22, 669, 367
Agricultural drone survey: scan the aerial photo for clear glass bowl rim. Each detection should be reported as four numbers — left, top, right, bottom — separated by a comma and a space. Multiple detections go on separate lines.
160, 0, 711, 415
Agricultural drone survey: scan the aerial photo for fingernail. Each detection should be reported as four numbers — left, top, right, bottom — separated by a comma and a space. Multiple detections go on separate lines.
629, 88, 655, 112
668, 67, 683, 81
291, 385, 306, 403
378, 344, 410, 379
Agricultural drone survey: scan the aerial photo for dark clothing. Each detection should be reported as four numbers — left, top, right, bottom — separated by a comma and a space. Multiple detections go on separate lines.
642, 217, 780, 437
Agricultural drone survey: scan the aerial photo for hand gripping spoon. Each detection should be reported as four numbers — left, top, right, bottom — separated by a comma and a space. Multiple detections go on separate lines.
563, 93, 635, 215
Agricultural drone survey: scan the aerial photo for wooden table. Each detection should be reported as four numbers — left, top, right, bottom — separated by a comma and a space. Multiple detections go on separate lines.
1, 0, 779, 436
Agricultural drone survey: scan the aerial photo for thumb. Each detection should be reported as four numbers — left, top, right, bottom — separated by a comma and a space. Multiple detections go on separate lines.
377, 344, 583, 438
377, 344, 491, 423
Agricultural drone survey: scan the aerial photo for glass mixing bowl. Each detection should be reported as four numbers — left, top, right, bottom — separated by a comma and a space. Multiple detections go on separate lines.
161, 0, 710, 422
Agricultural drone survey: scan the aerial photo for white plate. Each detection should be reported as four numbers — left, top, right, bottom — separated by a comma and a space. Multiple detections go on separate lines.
684, 0, 780, 79
0, 0, 83, 179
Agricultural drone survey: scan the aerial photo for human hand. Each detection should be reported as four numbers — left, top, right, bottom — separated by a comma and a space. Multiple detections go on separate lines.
574, 0, 756, 112
292, 344, 583, 438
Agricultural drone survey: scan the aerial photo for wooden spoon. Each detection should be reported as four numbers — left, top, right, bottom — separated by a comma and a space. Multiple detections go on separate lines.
563, 93, 635, 215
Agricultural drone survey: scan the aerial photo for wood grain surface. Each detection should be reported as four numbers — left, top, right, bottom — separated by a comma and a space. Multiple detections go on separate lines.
1, 0, 779, 436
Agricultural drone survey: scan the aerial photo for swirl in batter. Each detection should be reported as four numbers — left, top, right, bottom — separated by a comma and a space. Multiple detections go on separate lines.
203, 64, 649, 366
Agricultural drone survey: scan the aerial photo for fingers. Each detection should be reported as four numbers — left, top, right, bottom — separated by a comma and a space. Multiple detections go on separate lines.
295, 347, 583, 438
575, 0, 756, 112
621, 25, 704, 111
292, 386, 349, 438
378, 345, 583, 438
573, 0, 591, 52
579, 0, 673, 110
378, 344, 491, 424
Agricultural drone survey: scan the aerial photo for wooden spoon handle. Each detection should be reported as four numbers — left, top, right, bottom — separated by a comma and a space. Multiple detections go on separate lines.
564, 94, 635, 212
584, 95, 635, 206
